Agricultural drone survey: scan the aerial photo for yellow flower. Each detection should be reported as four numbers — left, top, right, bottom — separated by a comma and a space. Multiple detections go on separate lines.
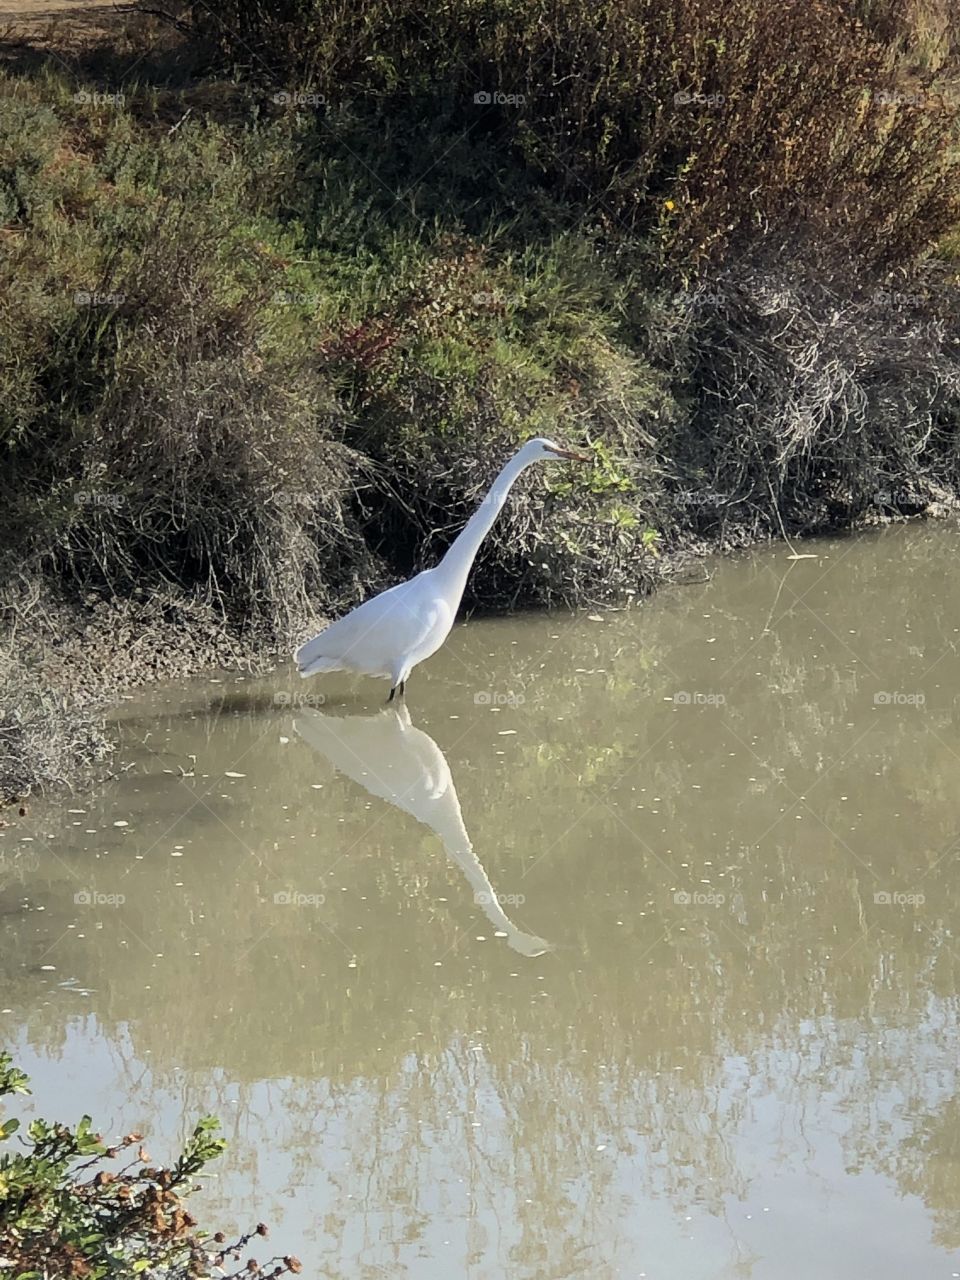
664, 199, 675, 210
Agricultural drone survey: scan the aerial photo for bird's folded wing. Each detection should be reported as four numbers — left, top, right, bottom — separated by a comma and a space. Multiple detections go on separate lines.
295, 580, 444, 674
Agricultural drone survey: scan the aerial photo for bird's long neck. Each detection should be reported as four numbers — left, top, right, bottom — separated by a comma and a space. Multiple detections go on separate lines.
434, 452, 531, 598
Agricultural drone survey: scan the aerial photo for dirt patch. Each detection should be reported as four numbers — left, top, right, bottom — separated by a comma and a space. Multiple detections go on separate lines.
0, 0, 129, 47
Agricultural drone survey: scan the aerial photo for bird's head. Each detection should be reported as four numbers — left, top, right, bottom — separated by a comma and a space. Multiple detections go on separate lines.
523, 436, 592, 463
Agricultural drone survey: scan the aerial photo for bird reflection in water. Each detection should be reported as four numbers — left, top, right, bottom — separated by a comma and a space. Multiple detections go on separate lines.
294, 704, 552, 958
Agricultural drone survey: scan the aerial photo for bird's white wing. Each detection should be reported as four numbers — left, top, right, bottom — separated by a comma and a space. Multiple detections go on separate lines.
295, 572, 449, 679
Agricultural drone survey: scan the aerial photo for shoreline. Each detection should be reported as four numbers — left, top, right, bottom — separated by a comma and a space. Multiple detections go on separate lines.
3, 500, 952, 811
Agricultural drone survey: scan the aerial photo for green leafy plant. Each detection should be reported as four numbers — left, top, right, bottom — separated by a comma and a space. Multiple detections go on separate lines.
0, 1055, 302, 1279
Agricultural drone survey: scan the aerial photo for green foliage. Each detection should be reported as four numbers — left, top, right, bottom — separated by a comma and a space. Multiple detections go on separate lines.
0, 68, 674, 627
189, 0, 960, 273
641, 527, 662, 554
0, 76, 376, 636
0, 1054, 301, 1279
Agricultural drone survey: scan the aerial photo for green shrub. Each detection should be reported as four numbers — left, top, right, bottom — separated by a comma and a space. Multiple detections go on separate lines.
188, 0, 960, 273
0, 68, 672, 634
0, 1054, 302, 1279
0, 77, 379, 637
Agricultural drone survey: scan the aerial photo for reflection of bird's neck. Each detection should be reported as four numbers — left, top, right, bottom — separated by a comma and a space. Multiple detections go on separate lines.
434, 453, 532, 601
433, 790, 549, 958
440, 807, 510, 924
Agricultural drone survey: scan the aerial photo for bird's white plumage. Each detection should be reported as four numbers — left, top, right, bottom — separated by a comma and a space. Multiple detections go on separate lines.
294, 436, 589, 694
295, 569, 454, 684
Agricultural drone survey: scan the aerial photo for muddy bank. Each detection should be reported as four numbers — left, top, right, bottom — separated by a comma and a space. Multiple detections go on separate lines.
0, 587, 276, 807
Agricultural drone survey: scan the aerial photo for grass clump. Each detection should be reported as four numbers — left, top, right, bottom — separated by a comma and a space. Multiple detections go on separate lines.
0, 651, 111, 806
650, 264, 960, 541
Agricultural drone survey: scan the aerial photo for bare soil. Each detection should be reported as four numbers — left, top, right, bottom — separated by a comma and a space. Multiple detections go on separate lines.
0, 0, 126, 37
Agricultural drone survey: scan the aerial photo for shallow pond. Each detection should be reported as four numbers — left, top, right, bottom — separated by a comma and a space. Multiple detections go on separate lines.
4, 522, 960, 1278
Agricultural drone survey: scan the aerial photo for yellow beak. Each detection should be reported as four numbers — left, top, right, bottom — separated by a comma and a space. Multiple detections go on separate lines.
549, 446, 592, 462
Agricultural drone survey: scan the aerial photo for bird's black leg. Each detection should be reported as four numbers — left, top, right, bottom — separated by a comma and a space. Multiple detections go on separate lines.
387, 685, 397, 703
398, 680, 405, 698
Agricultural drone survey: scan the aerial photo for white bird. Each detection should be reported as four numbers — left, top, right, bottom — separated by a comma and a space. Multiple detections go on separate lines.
294, 436, 590, 699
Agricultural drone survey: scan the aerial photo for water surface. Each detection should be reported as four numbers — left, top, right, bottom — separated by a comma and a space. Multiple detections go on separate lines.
4, 523, 960, 1278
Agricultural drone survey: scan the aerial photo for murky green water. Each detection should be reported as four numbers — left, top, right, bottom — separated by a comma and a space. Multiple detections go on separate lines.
5, 523, 960, 1278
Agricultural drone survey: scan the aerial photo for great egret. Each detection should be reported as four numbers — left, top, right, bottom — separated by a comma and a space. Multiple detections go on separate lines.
295, 704, 552, 957
295, 437, 590, 699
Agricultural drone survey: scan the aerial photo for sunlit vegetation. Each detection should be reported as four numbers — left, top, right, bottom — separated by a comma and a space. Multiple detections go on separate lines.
0, 1054, 301, 1278
3, 0, 960, 800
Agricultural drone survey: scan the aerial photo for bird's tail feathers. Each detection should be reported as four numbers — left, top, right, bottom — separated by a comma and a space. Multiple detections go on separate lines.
295, 632, 344, 679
